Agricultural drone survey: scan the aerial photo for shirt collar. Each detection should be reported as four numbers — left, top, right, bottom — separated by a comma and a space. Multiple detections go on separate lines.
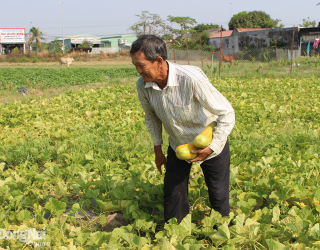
144, 61, 178, 90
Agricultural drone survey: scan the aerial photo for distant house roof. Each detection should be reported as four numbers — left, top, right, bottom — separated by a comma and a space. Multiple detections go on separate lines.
209, 30, 233, 38
100, 34, 136, 40
57, 34, 100, 40
235, 28, 271, 32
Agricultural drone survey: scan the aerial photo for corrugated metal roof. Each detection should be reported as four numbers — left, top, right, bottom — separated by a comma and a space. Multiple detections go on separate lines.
209, 30, 233, 38
56, 34, 100, 40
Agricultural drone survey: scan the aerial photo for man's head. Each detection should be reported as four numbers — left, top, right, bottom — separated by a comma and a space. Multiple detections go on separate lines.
130, 35, 168, 83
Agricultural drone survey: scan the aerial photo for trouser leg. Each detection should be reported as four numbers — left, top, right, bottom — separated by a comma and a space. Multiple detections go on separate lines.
200, 140, 230, 217
163, 145, 192, 224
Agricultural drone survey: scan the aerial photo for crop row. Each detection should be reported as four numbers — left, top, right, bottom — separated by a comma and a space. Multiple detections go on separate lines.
0, 68, 139, 90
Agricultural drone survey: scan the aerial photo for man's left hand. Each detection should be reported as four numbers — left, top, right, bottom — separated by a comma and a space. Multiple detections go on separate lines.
189, 147, 213, 162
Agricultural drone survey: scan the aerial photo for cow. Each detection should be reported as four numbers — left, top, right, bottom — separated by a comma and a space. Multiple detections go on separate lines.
59, 57, 74, 68
222, 54, 239, 63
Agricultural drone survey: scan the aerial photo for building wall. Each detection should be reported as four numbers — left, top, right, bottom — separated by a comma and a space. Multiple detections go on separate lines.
208, 27, 299, 55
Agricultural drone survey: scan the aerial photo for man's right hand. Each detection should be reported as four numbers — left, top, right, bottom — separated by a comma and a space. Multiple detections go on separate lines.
154, 145, 166, 175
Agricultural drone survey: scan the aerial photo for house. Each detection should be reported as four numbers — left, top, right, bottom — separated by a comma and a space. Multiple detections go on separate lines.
55, 34, 102, 50
207, 30, 233, 53
100, 34, 137, 49
299, 26, 320, 56
208, 27, 299, 55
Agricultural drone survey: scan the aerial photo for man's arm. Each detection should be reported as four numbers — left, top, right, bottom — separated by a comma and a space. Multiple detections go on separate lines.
137, 82, 165, 174
192, 74, 235, 159
137, 82, 163, 146
154, 145, 166, 175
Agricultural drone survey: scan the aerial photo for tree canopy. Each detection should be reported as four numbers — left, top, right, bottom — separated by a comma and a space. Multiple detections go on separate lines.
28, 27, 46, 54
78, 39, 92, 48
128, 11, 168, 37
299, 17, 316, 28
192, 23, 220, 33
167, 16, 197, 40
228, 11, 283, 30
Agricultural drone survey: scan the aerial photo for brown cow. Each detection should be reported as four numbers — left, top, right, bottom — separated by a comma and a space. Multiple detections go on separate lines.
222, 54, 239, 63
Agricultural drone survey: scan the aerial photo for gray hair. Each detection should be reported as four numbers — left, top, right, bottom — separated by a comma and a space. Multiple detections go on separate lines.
130, 35, 167, 62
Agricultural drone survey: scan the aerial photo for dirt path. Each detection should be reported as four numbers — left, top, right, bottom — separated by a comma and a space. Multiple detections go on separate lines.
0, 56, 133, 68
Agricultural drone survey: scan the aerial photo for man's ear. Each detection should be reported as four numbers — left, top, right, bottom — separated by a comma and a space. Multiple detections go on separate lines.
156, 56, 163, 65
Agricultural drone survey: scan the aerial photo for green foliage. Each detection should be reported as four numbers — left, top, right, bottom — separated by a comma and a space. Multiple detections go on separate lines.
77, 39, 92, 48
228, 11, 282, 30
28, 27, 46, 54
192, 23, 220, 32
0, 68, 139, 90
167, 15, 197, 40
0, 71, 320, 248
49, 39, 63, 52
270, 37, 287, 48
299, 17, 317, 28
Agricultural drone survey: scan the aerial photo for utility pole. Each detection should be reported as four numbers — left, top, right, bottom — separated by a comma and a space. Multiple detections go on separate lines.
60, 2, 64, 53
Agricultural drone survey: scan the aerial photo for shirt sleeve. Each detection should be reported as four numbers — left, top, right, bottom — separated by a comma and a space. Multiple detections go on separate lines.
136, 80, 163, 146
193, 74, 235, 155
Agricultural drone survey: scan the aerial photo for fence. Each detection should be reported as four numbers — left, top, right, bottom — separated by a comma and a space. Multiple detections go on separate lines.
167, 27, 320, 78
91, 47, 119, 54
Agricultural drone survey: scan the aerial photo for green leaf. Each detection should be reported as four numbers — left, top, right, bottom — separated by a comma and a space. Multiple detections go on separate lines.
210, 222, 230, 247
179, 214, 192, 235
45, 197, 67, 215
272, 205, 280, 223
17, 209, 32, 221
100, 214, 107, 225
122, 233, 148, 246
265, 239, 285, 250
85, 150, 94, 161
71, 203, 80, 213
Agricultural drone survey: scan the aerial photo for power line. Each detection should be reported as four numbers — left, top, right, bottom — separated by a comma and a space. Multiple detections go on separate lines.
40, 24, 131, 30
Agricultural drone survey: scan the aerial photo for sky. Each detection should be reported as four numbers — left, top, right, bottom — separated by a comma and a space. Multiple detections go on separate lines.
1, 0, 319, 41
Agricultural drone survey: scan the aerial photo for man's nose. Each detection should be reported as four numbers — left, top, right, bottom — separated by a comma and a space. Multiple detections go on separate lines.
135, 66, 143, 74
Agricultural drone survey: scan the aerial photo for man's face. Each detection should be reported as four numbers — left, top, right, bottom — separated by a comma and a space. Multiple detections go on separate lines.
131, 51, 159, 82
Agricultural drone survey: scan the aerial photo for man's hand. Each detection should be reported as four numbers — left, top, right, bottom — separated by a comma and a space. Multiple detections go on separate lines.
189, 147, 213, 163
154, 145, 166, 175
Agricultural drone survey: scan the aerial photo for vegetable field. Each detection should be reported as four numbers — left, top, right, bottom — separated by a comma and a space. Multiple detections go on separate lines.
0, 76, 320, 249
0, 68, 139, 90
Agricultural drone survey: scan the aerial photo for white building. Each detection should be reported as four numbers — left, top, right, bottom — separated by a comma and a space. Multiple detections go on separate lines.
0, 28, 26, 54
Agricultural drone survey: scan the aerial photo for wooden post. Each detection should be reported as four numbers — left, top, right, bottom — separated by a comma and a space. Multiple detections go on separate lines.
290, 26, 295, 74
186, 38, 190, 65
200, 38, 203, 68
275, 38, 278, 62
172, 35, 176, 63
219, 25, 223, 77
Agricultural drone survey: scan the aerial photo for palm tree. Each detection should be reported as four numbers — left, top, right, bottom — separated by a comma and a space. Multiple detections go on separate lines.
28, 27, 46, 54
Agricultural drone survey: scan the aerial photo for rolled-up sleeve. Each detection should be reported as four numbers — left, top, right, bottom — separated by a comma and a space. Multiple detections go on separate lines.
193, 77, 235, 155
136, 82, 163, 146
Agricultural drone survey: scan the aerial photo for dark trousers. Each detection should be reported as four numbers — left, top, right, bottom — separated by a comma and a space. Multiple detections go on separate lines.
163, 140, 230, 224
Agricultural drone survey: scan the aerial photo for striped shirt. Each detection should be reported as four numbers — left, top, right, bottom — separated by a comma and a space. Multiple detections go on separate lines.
136, 61, 235, 161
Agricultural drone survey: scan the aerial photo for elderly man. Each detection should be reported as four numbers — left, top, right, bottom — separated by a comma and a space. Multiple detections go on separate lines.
130, 35, 235, 224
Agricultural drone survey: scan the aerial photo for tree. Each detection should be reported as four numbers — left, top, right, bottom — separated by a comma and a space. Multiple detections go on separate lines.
28, 27, 46, 54
129, 11, 167, 37
299, 17, 316, 28
78, 39, 92, 48
192, 23, 220, 33
49, 39, 63, 53
228, 11, 283, 30
167, 16, 197, 40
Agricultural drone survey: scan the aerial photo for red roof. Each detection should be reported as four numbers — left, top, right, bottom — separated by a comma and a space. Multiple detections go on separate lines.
209, 30, 233, 38
236, 28, 271, 32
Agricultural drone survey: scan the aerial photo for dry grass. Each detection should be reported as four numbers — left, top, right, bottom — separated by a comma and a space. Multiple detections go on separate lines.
0, 55, 133, 68
0, 49, 131, 64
